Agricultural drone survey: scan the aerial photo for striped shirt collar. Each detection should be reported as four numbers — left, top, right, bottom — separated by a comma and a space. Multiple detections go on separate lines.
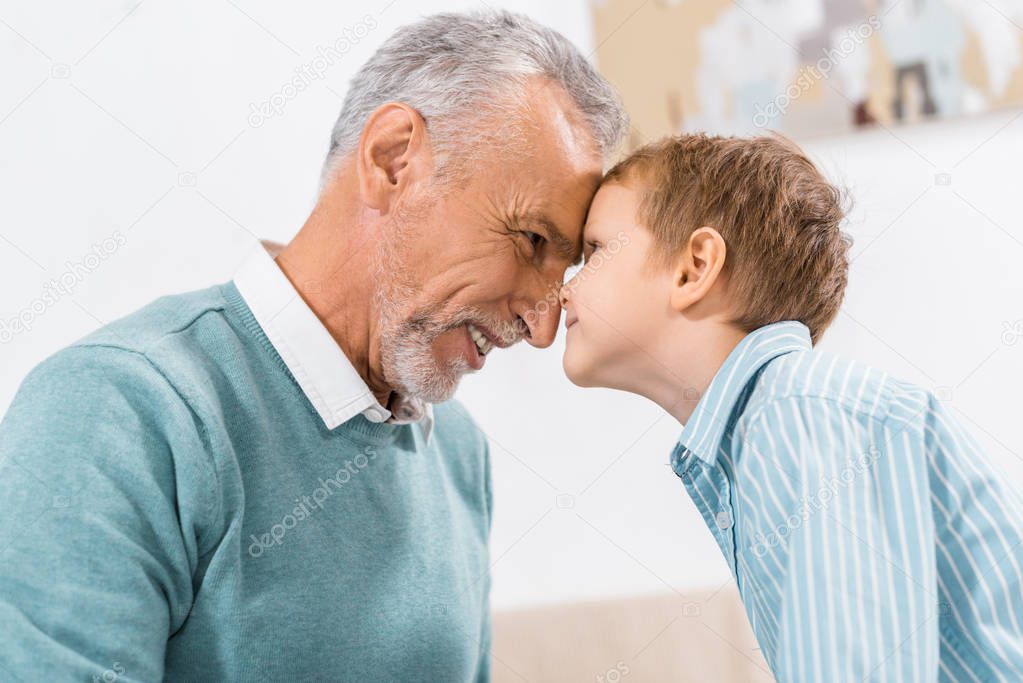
233, 241, 433, 442
677, 321, 811, 465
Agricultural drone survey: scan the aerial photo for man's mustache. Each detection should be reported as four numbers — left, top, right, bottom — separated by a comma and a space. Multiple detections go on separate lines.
437, 308, 526, 347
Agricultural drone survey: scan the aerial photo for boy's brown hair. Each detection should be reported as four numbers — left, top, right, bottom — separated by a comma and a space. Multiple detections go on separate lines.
604, 133, 852, 345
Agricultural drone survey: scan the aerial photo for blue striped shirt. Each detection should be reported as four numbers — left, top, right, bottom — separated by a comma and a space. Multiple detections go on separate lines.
672, 320, 1023, 682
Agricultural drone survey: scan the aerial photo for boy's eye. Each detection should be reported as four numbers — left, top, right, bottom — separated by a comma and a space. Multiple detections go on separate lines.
583, 240, 601, 261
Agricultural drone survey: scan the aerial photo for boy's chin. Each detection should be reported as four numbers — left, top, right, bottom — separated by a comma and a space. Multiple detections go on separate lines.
562, 352, 598, 388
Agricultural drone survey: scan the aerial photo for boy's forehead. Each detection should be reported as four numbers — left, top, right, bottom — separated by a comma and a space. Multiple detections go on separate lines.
585, 181, 639, 231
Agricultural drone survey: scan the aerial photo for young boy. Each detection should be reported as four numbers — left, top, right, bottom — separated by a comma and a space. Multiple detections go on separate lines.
560, 133, 1023, 681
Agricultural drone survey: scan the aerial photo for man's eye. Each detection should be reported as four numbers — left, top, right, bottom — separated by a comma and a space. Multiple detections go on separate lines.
524, 231, 545, 249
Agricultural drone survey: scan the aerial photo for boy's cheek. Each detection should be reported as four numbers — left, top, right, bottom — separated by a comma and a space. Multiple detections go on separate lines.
568, 313, 611, 363
563, 310, 608, 379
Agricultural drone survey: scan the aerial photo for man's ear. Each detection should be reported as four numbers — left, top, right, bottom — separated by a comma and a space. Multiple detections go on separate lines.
356, 102, 431, 212
669, 227, 727, 312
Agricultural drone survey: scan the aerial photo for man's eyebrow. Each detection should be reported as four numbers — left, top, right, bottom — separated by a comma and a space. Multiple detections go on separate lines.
520, 212, 579, 262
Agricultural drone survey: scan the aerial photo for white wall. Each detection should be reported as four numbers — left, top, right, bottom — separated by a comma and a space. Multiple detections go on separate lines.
2, 0, 1021, 610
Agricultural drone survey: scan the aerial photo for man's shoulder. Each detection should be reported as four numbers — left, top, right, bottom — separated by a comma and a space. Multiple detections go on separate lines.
743, 348, 898, 426
71, 284, 232, 357
2, 330, 209, 477
10, 284, 240, 428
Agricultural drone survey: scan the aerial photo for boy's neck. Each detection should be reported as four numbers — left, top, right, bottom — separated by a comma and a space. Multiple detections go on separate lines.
642, 323, 749, 427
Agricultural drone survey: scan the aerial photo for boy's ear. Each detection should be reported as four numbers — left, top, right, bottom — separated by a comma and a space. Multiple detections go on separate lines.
669, 227, 728, 313
356, 102, 431, 212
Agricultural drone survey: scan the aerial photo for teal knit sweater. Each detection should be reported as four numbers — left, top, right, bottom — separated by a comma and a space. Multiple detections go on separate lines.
0, 282, 492, 681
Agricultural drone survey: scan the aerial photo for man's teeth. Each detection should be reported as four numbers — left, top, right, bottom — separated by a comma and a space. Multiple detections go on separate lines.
468, 324, 494, 356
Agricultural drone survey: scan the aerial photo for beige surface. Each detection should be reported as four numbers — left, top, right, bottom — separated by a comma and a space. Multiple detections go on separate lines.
590, 0, 1023, 145
492, 586, 774, 683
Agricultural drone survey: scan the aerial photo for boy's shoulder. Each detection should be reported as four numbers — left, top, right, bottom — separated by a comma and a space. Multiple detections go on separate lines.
741, 348, 915, 427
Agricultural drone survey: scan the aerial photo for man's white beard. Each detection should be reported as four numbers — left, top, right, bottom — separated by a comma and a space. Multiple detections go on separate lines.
374, 242, 470, 404
385, 310, 471, 405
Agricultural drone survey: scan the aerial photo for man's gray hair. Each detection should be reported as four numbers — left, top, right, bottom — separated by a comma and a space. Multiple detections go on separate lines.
321, 9, 629, 184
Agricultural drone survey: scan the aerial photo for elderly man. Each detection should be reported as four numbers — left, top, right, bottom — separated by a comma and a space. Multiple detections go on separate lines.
0, 10, 626, 682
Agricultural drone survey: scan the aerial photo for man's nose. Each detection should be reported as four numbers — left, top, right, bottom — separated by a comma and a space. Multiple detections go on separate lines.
513, 291, 561, 349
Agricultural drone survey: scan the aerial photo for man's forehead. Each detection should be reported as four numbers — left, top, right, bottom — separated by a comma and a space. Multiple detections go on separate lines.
508, 77, 604, 172
493, 143, 601, 212
480, 80, 605, 258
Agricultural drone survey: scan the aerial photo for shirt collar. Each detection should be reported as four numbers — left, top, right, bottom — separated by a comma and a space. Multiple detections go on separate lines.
232, 241, 433, 443
677, 321, 811, 465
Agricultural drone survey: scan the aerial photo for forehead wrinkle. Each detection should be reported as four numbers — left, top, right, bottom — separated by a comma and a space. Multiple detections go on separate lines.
482, 167, 588, 263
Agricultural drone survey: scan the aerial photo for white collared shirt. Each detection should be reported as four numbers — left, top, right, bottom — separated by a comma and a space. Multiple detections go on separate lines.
233, 242, 433, 442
